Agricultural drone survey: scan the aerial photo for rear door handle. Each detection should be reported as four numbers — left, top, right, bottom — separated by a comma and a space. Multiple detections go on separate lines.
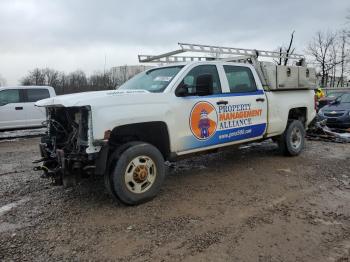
256, 98, 265, 102
15, 107, 23, 110
216, 100, 228, 105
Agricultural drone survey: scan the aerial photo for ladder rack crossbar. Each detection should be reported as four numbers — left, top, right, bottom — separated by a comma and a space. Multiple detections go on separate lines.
179, 43, 304, 59
138, 55, 214, 63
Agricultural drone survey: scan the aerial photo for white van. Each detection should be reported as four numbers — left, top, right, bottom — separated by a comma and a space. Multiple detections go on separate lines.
0, 86, 56, 130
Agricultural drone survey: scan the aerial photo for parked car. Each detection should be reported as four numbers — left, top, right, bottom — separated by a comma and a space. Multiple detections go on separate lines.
0, 86, 56, 130
318, 93, 350, 128
318, 90, 350, 109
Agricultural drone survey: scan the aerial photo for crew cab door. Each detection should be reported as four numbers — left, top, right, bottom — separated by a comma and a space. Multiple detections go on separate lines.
172, 63, 267, 154
0, 89, 27, 130
217, 64, 267, 142
23, 88, 50, 127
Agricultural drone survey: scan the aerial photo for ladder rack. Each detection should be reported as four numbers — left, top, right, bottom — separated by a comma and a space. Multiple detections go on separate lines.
138, 43, 304, 63
138, 55, 213, 63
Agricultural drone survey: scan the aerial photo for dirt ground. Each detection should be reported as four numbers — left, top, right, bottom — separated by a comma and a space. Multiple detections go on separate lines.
0, 137, 350, 262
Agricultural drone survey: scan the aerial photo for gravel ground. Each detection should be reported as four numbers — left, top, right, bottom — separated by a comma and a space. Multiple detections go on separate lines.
0, 137, 350, 261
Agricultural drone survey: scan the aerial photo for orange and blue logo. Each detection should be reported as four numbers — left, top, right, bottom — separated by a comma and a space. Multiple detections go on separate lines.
189, 101, 218, 140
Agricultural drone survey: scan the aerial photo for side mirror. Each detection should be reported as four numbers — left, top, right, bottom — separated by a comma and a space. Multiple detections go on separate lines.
176, 83, 189, 97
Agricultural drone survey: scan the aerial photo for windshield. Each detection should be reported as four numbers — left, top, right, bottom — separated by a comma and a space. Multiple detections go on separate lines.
118, 66, 184, 93
327, 91, 346, 98
338, 93, 350, 103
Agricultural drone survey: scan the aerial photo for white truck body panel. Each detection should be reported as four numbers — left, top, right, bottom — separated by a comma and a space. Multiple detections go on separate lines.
264, 90, 316, 137
36, 61, 316, 156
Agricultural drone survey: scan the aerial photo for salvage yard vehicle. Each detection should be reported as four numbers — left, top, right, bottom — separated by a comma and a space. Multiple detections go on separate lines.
318, 93, 350, 128
0, 86, 56, 130
34, 43, 317, 205
318, 90, 350, 109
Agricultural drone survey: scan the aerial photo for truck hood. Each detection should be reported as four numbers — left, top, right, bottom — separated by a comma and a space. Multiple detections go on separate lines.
35, 89, 151, 107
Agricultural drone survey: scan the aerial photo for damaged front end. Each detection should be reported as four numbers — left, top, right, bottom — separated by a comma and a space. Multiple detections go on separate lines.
34, 106, 101, 186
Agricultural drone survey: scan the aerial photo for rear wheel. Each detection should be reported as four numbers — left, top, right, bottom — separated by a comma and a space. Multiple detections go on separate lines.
278, 120, 305, 156
108, 142, 165, 205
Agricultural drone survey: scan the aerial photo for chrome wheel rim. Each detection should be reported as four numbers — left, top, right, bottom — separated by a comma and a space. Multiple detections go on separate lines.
290, 127, 302, 149
124, 156, 157, 194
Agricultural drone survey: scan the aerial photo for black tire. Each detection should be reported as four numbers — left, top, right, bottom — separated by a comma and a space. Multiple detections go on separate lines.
104, 141, 141, 203
109, 142, 166, 205
277, 120, 305, 156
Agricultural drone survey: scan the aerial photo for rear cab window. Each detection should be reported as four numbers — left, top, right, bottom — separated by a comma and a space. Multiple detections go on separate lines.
223, 65, 257, 93
26, 89, 50, 102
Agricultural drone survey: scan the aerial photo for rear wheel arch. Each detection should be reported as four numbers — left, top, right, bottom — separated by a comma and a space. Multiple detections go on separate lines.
288, 107, 307, 127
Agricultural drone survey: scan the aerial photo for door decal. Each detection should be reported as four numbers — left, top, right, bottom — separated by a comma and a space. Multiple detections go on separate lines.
189, 101, 218, 140
183, 101, 266, 151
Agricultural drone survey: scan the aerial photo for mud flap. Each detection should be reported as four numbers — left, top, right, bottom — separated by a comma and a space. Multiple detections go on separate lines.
95, 145, 109, 176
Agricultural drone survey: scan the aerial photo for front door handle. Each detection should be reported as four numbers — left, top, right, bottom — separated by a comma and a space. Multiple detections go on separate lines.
256, 98, 265, 102
217, 100, 228, 105
15, 107, 23, 110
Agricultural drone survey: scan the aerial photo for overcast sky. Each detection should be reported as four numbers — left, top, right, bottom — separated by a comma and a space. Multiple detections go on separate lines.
0, 0, 349, 85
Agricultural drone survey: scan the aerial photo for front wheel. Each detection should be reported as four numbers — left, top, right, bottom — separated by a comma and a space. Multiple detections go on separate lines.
277, 120, 305, 156
109, 142, 166, 205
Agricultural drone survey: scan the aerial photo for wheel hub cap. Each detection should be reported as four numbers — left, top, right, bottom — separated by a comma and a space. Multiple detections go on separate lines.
291, 127, 302, 149
133, 165, 148, 183
124, 156, 157, 194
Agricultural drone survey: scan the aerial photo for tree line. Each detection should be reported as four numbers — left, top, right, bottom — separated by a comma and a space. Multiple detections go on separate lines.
19, 67, 136, 95
307, 29, 349, 87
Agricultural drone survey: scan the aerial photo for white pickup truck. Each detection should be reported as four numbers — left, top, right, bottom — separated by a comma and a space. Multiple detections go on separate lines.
0, 86, 56, 130
35, 43, 317, 205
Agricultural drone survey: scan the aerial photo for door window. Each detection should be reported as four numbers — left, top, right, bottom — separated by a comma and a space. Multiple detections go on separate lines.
180, 65, 221, 96
26, 89, 50, 102
223, 65, 257, 93
0, 89, 21, 106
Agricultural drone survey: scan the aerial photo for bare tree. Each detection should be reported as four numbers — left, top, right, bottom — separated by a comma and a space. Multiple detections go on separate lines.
306, 31, 339, 87
329, 42, 338, 87
284, 31, 295, 66
67, 70, 88, 93
274, 31, 295, 66
336, 30, 349, 86
44, 68, 60, 87
21, 68, 46, 86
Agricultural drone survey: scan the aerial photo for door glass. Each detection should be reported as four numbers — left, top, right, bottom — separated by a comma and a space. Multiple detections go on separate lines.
223, 66, 257, 93
26, 89, 50, 102
181, 65, 221, 95
0, 89, 20, 106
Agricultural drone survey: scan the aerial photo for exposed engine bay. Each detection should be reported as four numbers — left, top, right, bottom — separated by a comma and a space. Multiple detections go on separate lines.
35, 106, 96, 186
